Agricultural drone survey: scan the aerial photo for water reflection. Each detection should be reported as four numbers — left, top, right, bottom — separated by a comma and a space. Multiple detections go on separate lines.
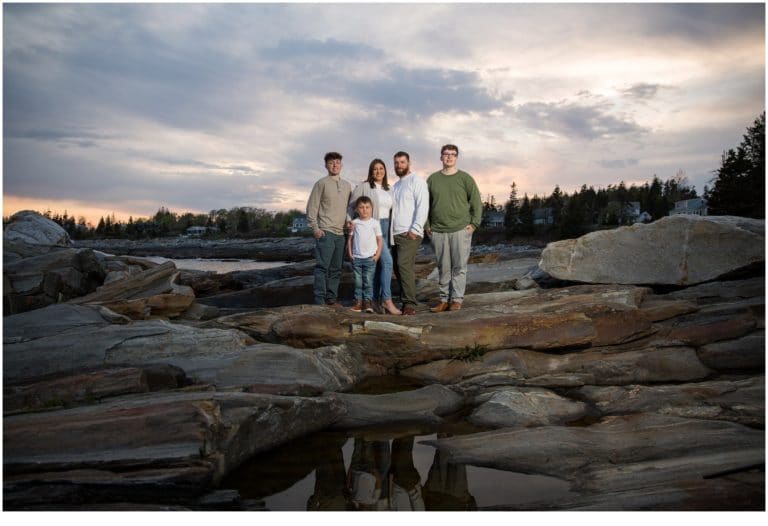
145, 256, 287, 273
222, 424, 572, 511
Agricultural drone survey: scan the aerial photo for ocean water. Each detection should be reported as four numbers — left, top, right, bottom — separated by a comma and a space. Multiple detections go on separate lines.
145, 256, 288, 274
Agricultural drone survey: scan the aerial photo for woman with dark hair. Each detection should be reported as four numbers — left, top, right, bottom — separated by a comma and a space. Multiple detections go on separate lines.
348, 159, 401, 314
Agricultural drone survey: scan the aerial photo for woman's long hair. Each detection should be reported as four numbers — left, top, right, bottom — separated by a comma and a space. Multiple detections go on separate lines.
366, 158, 389, 190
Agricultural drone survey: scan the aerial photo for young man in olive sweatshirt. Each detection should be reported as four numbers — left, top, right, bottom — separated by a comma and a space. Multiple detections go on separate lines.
425, 144, 482, 312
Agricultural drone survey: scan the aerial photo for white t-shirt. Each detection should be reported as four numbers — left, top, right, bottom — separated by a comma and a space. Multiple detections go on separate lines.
374, 184, 393, 220
351, 217, 382, 258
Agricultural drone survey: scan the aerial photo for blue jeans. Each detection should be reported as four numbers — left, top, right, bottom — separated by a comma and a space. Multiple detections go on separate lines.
313, 231, 345, 305
374, 218, 394, 302
353, 257, 376, 302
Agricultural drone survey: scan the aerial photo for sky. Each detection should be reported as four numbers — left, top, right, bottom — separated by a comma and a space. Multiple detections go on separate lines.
2, 1, 765, 226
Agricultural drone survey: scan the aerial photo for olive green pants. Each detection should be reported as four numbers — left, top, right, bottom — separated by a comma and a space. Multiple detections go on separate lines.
392, 233, 422, 307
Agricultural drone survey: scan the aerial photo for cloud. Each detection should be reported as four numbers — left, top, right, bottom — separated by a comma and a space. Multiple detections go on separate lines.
620, 83, 664, 100
347, 66, 510, 118
262, 38, 384, 61
514, 101, 647, 140
597, 159, 640, 169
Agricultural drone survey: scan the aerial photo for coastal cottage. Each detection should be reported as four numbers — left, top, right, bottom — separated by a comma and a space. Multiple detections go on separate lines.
482, 210, 505, 229
671, 198, 708, 216
290, 215, 311, 233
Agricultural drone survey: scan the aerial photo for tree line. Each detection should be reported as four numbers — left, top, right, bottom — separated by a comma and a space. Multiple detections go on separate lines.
489, 173, 698, 240
5, 207, 306, 240
487, 112, 764, 240
5, 114, 762, 241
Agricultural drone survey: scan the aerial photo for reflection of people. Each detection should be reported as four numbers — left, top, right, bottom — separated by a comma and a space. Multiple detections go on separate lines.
391, 151, 429, 316
307, 440, 353, 511
423, 447, 477, 510
348, 159, 402, 315
345, 436, 425, 511
347, 196, 382, 313
425, 144, 482, 313
306, 151, 353, 306
389, 436, 425, 511
347, 438, 391, 510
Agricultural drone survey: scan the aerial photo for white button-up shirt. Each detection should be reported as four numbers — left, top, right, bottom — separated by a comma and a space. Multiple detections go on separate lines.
391, 172, 429, 238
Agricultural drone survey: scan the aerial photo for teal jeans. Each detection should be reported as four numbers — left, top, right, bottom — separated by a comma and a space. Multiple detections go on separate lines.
313, 231, 345, 304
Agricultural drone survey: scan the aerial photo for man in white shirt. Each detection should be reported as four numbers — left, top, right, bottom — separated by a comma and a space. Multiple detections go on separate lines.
390, 151, 429, 315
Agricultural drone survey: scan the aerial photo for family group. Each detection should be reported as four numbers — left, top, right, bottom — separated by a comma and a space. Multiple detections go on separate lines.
305, 144, 483, 316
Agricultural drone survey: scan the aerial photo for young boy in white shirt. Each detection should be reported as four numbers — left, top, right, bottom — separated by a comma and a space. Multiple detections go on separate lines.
348, 196, 383, 313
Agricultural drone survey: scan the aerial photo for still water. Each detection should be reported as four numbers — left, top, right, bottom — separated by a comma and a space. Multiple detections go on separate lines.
221, 419, 574, 511
145, 256, 287, 273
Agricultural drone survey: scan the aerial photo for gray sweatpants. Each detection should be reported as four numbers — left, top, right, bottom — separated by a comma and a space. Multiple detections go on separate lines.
431, 228, 473, 304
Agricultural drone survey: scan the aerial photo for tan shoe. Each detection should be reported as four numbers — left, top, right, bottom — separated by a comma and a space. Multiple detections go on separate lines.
382, 299, 402, 315
450, 302, 462, 311
430, 302, 450, 313
350, 301, 363, 312
363, 300, 374, 313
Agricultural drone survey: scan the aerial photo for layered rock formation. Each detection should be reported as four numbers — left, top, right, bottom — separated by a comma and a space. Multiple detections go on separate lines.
3, 211, 764, 510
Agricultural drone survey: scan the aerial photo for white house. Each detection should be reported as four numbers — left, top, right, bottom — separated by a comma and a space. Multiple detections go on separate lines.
290, 215, 311, 233
671, 198, 708, 216
627, 201, 652, 223
185, 225, 219, 237
483, 210, 505, 228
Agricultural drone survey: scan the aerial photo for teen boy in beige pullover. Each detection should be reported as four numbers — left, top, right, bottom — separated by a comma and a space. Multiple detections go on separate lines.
306, 151, 352, 306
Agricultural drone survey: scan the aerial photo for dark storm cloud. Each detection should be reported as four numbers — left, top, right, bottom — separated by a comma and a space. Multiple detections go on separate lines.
515, 101, 647, 140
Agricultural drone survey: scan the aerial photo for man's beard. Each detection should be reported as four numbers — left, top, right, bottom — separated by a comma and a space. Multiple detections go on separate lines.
394, 166, 409, 176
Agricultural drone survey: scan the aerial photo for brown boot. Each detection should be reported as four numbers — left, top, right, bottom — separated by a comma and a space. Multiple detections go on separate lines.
350, 301, 363, 312
430, 302, 450, 313
449, 302, 462, 311
363, 300, 374, 313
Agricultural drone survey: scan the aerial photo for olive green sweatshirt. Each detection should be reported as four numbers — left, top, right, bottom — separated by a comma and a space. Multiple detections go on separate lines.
425, 170, 483, 233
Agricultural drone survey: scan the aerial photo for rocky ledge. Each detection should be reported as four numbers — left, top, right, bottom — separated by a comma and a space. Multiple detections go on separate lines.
2, 211, 765, 510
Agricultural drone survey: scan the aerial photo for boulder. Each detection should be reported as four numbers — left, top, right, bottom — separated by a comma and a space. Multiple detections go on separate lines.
423, 414, 763, 481
3, 365, 188, 415
402, 345, 711, 388
212, 285, 657, 370
331, 385, 465, 429
4, 247, 107, 314
69, 261, 195, 319
3, 303, 252, 383
4, 391, 346, 506
468, 387, 591, 428
3, 303, 365, 393
3, 210, 72, 246
575, 376, 764, 426
539, 215, 764, 285
696, 331, 765, 372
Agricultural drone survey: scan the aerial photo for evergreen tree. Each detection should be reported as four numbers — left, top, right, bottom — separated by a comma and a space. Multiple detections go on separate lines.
236, 209, 250, 234
518, 194, 534, 235
706, 113, 765, 218
503, 182, 519, 233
